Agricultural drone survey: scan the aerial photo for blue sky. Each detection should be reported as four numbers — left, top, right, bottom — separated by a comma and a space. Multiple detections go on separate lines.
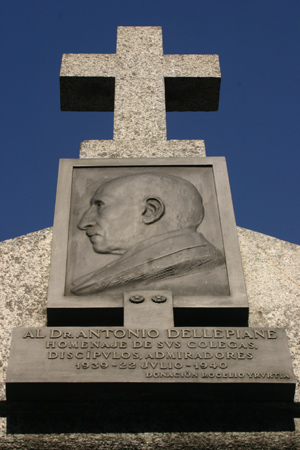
1, 1, 299, 245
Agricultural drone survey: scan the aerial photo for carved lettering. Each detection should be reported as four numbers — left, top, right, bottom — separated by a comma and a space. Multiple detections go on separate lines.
132, 341, 152, 348
23, 330, 46, 339
50, 329, 63, 339
18, 327, 292, 395
167, 329, 180, 338
267, 330, 277, 339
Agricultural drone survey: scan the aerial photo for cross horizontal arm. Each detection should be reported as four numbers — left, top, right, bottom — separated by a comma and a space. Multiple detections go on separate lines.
60, 54, 116, 111
60, 52, 221, 112
163, 54, 221, 111
59, 27, 221, 139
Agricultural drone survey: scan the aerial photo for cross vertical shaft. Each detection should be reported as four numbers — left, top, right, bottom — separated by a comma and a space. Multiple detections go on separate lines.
114, 27, 166, 141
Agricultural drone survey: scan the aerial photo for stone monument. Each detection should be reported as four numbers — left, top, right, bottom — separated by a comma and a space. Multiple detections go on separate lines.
1, 27, 299, 447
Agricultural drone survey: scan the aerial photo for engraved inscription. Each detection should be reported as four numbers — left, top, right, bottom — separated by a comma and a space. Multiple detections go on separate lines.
17, 327, 290, 383
8, 325, 296, 404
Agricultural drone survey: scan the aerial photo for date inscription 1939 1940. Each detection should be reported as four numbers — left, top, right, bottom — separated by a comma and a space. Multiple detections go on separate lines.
6, 327, 295, 401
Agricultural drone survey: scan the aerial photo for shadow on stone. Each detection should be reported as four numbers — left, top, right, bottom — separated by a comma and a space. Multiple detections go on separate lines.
1, 401, 298, 434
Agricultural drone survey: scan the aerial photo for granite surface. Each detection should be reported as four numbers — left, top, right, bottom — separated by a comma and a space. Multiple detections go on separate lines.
79, 139, 206, 158
0, 225, 299, 447
60, 27, 221, 141
0, 150, 299, 447
1, 23, 299, 450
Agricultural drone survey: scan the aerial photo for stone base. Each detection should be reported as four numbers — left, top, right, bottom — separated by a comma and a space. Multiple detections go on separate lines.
1, 143, 299, 444
1, 227, 300, 449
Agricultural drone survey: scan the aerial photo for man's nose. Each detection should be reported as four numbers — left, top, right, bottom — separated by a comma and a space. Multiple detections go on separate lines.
77, 207, 96, 230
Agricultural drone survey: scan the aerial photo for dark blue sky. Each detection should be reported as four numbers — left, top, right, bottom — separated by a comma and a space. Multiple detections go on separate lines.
1, 1, 299, 244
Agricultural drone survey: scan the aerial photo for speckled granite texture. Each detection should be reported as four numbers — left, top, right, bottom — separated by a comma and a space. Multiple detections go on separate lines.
0, 221, 299, 448
60, 27, 220, 141
0, 24, 299, 450
79, 139, 206, 158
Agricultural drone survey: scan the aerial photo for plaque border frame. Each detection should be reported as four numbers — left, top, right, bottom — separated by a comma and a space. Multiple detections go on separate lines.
47, 157, 248, 326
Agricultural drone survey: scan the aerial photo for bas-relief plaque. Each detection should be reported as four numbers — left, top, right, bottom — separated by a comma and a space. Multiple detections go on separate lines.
6, 327, 296, 401
47, 157, 248, 325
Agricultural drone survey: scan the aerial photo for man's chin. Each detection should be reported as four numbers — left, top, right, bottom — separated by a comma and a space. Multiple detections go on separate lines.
91, 243, 125, 255
89, 237, 105, 253
91, 243, 108, 254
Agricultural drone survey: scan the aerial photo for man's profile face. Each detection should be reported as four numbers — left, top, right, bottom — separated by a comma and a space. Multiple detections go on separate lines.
77, 173, 204, 256
78, 180, 144, 255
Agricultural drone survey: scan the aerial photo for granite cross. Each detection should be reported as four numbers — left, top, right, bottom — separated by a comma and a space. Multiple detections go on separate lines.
60, 26, 221, 142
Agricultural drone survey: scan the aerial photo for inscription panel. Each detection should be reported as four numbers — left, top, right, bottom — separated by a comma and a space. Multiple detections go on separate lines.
6, 327, 295, 401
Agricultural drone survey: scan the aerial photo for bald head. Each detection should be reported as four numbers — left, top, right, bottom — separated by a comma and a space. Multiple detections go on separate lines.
78, 172, 204, 255
105, 173, 204, 229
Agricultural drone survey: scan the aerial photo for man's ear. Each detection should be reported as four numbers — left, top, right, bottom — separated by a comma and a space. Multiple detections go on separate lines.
142, 197, 165, 224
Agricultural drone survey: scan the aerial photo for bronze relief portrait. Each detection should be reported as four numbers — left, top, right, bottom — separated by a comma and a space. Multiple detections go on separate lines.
47, 158, 248, 325
67, 167, 228, 297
